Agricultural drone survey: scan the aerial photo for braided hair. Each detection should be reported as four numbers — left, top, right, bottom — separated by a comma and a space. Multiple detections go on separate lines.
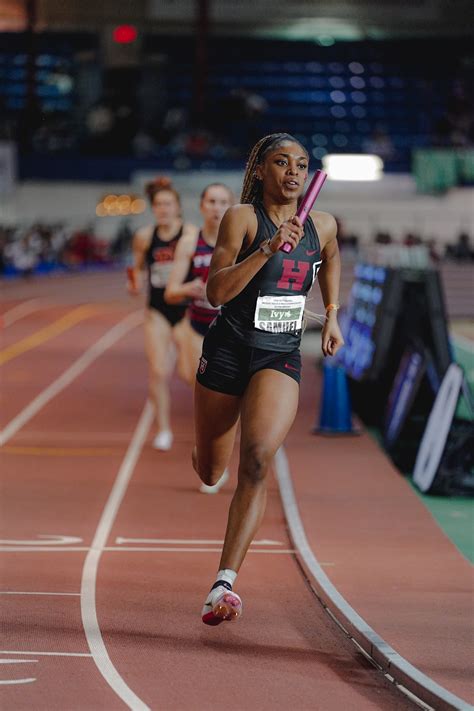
240, 133, 308, 205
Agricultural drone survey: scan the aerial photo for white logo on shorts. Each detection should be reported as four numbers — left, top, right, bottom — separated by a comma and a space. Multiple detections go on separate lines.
199, 357, 208, 374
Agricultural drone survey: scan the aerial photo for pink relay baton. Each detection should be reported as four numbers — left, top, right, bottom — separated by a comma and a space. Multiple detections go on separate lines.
280, 169, 328, 253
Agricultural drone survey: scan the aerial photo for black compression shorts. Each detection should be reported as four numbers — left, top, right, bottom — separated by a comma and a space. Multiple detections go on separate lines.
150, 302, 186, 326
148, 289, 186, 326
196, 320, 301, 396
190, 318, 211, 337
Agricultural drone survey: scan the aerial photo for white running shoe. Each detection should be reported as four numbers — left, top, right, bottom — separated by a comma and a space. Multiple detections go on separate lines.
152, 430, 173, 451
201, 583, 242, 626
199, 468, 229, 495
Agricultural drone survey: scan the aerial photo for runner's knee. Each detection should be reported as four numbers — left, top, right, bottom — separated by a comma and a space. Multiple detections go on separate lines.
176, 359, 195, 387
240, 443, 271, 485
149, 362, 168, 381
192, 447, 224, 485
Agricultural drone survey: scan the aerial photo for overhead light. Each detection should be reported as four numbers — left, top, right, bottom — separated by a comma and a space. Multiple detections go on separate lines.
113, 25, 138, 44
317, 36, 335, 46
131, 198, 146, 214
95, 194, 146, 217
322, 154, 383, 181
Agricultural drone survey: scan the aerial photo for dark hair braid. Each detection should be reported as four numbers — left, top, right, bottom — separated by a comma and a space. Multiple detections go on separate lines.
240, 132, 307, 205
240, 136, 268, 205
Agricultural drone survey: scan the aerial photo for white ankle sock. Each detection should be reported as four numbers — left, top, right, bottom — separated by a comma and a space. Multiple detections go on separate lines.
215, 568, 237, 588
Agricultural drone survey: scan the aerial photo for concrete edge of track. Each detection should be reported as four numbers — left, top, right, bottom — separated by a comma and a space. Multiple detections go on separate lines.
274, 447, 473, 711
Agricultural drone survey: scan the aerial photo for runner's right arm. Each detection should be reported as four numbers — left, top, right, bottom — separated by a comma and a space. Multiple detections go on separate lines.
164, 231, 205, 303
127, 227, 151, 295
206, 205, 303, 307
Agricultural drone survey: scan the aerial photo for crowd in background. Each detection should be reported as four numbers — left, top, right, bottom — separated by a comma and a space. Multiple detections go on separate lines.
0, 221, 132, 277
80, 87, 268, 164
1, 35, 473, 180
1, 219, 472, 280
4, 80, 472, 170
2, 35, 471, 278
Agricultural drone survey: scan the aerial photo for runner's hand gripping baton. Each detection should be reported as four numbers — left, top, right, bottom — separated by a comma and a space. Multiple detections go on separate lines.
280, 169, 327, 253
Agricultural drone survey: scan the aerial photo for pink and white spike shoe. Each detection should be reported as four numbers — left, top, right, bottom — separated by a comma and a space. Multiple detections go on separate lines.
201, 583, 242, 626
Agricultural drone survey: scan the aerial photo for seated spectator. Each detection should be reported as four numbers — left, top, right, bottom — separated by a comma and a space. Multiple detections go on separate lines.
446, 232, 473, 261
132, 130, 158, 158
110, 220, 133, 260
6, 235, 39, 277
0, 228, 7, 274
427, 239, 441, 263
362, 127, 395, 162
335, 217, 359, 251
63, 225, 97, 266
403, 232, 422, 247
185, 129, 211, 158
374, 231, 393, 245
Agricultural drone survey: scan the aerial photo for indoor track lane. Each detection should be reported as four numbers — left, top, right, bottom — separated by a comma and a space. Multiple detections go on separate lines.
1, 283, 147, 707
0, 299, 139, 431
282, 355, 474, 707
1, 274, 416, 710
97, 394, 416, 711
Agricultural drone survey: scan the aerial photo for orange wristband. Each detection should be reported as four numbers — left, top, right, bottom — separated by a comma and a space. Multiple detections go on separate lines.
325, 303, 339, 313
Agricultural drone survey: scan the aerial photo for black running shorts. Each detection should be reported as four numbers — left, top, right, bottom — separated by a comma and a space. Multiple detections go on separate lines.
196, 320, 301, 396
148, 289, 186, 327
190, 318, 211, 337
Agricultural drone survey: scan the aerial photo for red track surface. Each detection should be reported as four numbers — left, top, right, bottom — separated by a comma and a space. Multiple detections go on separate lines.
0, 271, 467, 710
286, 366, 474, 706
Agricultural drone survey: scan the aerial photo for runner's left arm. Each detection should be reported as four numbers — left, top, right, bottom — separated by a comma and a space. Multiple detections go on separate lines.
315, 212, 344, 357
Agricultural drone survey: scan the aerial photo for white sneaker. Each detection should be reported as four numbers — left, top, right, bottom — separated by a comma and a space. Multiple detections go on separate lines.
201, 583, 242, 626
152, 430, 173, 451
199, 468, 229, 494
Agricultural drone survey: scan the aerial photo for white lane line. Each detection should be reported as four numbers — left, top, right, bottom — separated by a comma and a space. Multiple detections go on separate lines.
0, 651, 91, 658
0, 659, 38, 664
0, 591, 80, 596
0, 678, 36, 685
15, 431, 135, 442
0, 535, 83, 546
274, 447, 472, 711
0, 547, 90, 552
1, 299, 45, 328
0, 546, 304, 556
105, 547, 296, 554
80, 401, 153, 711
115, 537, 283, 545
0, 311, 142, 447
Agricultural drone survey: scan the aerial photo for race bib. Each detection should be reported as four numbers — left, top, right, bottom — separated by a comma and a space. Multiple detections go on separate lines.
150, 261, 174, 288
254, 294, 306, 333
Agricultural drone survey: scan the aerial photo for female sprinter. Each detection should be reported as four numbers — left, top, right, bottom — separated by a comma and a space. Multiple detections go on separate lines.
193, 133, 344, 625
127, 177, 198, 451
164, 183, 234, 492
